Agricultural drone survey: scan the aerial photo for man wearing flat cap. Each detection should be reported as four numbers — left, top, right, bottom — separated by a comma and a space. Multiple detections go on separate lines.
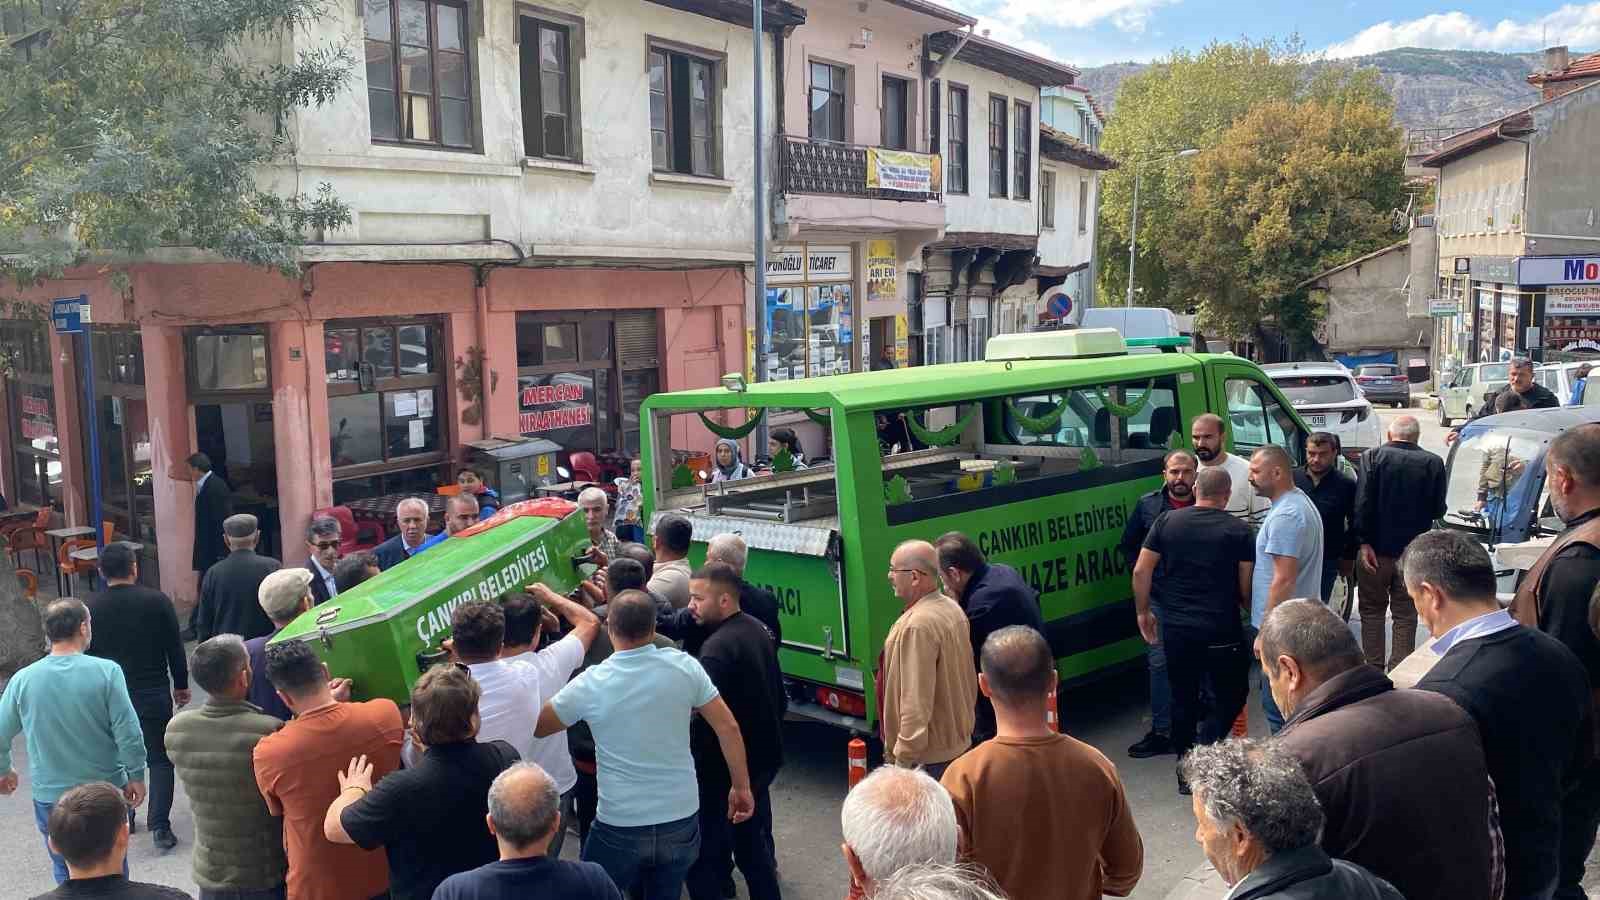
195, 513, 282, 642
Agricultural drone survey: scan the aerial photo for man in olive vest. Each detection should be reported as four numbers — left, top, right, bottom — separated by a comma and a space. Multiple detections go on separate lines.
1511, 423, 1600, 900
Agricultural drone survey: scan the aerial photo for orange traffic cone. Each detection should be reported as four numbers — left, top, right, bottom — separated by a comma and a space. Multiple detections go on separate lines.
847, 737, 868, 787
1231, 706, 1248, 738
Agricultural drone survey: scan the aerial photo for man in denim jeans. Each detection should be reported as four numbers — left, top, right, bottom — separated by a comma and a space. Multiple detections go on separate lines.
536, 590, 755, 899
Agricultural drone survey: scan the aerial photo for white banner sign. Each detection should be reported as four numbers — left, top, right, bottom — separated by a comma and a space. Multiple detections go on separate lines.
1519, 256, 1600, 285
1548, 286, 1600, 315
766, 244, 852, 284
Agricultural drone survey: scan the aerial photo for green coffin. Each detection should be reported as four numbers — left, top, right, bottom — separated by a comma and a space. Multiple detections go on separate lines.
268, 501, 593, 704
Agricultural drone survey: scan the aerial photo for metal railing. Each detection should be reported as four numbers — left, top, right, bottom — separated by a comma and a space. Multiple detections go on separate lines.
778, 136, 942, 202
1405, 127, 1459, 158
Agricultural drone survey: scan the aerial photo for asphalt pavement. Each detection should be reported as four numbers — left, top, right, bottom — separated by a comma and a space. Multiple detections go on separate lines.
0, 409, 1455, 899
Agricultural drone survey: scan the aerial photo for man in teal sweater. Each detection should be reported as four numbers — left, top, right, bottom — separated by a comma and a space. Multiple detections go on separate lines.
0, 597, 147, 885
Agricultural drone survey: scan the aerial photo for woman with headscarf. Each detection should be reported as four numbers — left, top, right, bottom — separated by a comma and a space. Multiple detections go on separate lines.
711, 438, 753, 482
768, 428, 808, 469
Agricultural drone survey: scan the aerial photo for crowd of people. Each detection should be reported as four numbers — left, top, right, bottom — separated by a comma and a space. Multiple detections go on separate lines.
5, 406, 1600, 900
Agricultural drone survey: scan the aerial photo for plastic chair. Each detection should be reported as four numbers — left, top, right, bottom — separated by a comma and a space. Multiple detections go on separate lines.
315, 505, 383, 555
15, 568, 36, 600
7, 507, 53, 575
569, 451, 603, 484
58, 538, 98, 596
436, 484, 462, 496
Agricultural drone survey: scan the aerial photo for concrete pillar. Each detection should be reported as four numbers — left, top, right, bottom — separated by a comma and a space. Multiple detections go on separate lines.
49, 329, 87, 526
140, 325, 199, 608
268, 320, 329, 568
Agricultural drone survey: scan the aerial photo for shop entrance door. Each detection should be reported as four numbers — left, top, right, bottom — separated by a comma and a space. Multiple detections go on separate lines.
194, 401, 280, 559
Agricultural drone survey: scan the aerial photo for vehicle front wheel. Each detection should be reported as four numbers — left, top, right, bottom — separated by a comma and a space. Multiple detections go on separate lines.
1438, 403, 1452, 427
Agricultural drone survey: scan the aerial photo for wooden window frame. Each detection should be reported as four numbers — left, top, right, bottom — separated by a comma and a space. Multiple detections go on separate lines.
649, 38, 724, 177
947, 83, 968, 195
928, 78, 940, 156
365, 0, 478, 152
880, 73, 910, 150
1078, 178, 1090, 234
808, 60, 849, 143
1013, 100, 1031, 201
326, 316, 448, 480
988, 94, 1008, 199
185, 326, 273, 404
516, 7, 584, 162
1040, 169, 1055, 230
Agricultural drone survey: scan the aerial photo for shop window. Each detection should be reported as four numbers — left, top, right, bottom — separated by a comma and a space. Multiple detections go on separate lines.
188, 329, 269, 394
90, 328, 155, 547
516, 310, 658, 457
650, 44, 720, 177
947, 85, 967, 194
365, 0, 475, 149
764, 246, 855, 380
988, 95, 1007, 199
519, 14, 579, 161
326, 319, 444, 477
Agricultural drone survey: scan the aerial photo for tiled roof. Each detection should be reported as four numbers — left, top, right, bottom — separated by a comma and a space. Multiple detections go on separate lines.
1057, 84, 1109, 124
1528, 51, 1600, 84
1039, 124, 1119, 170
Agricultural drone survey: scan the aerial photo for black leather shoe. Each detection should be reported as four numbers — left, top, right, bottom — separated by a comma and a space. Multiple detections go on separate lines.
153, 828, 178, 851
1127, 731, 1173, 759
1177, 764, 1192, 796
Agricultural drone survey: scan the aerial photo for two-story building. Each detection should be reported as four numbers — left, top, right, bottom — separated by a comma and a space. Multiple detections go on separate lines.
1424, 78, 1600, 367
913, 33, 1078, 364
1036, 85, 1115, 325
1, 0, 801, 603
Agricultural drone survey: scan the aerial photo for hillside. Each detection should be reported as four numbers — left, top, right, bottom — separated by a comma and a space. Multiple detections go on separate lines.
1077, 47, 1585, 132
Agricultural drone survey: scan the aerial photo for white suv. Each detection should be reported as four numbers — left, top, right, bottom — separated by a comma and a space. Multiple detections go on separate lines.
1264, 362, 1384, 453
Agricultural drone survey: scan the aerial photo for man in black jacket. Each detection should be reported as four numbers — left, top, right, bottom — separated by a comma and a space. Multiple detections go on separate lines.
1405, 529, 1592, 900
185, 451, 232, 638
676, 564, 785, 900
1355, 415, 1446, 671
1448, 356, 1562, 443
1117, 449, 1198, 759
706, 533, 783, 647
304, 516, 342, 605
934, 531, 1045, 745
194, 514, 280, 642
1263, 599, 1496, 900
1295, 434, 1358, 605
85, 542, 189, 851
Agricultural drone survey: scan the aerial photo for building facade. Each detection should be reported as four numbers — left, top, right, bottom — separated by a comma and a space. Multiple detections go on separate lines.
1, 0, 797, 605
1036, 86, 1110, 317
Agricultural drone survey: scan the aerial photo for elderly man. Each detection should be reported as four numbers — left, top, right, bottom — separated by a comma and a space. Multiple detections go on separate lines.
1119, 449, 1200, 759
1262, 599, 1496, 900
650, 515, 695, 609
1357, 415, 1447, 671
372, 498, 433, 570
1249, 445, 1323, 734
1134, 466, 1254, 790
304, 517, 341, 605
187, 452, 233, 587
1183, 739, 1403, 900
195, 514, 280, 643
166, 636, 287, 899
85, 541, 188, 850
1513, 424, 1600, 899
706, 532, 782, 645
941, 626, 1142, 900
245, 569, 351, 721
882, 540, 977, 779
31, 783, 190, 900
0, 599, 147, 885
1407, 529, 1592, 900
1449, 356, 1561, 442
841, 766, 958, 900
1190, 414, 1268, 527
934, 532, 1044, 745
578, 487, 619, 561
534, 590, 754, 899
433, 763, 621, 900
324, 665, 519, 900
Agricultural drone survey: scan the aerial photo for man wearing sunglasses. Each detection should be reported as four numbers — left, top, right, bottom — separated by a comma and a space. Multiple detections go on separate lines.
306, 517, 342, 605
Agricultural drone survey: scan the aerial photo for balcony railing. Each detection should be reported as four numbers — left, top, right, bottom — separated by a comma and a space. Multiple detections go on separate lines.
779, 136, 942, 202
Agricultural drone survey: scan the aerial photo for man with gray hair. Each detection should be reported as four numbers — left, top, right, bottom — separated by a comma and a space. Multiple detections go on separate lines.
195, 514, 280, 643
1262, 599, 1496, 900
841, 766, 958, 900
578, 487, 619, 562
1182, 739, 1403, 900
707, 532, 782, 645
870, 863, 1005, 900
434, 762, 621, 900
1356, 414, 1446, 671
881, 540, 976, 778
245, 569, 351, 721
373, 497, 434, 571
304, 517, 341, 605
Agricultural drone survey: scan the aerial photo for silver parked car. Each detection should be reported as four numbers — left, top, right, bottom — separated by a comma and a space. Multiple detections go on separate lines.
1437, 362, 1511, 426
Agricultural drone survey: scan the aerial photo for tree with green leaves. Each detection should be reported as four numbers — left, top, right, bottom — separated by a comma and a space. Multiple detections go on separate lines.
0, 0, 354, 292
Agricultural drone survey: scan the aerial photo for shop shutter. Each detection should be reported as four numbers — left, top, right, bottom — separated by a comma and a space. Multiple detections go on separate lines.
616, 310, 659, 370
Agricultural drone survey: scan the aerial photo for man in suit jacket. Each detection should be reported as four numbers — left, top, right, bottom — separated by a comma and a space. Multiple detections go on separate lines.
372, 497, 435, 571
188, 452, 233, 577
195, 514, 281, 642
305, 516, 342, 605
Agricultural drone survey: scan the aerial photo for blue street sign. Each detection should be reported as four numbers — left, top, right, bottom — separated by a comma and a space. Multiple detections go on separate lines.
1047, 292, 1074, 320
51, 295, 87, 334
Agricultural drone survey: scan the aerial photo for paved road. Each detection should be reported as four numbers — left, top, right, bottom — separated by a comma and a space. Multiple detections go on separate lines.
1, 409, 1455, 899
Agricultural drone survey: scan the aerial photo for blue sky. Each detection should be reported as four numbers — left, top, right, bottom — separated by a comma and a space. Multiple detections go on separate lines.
940, 0, 1600, 68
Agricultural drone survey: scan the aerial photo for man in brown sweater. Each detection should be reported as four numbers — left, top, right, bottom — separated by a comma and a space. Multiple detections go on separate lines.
941, 626, 1143, 900
881, 540, 977, 779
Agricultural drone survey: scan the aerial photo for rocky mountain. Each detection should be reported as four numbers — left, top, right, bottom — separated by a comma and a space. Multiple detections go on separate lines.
1077, 47, 1586, 132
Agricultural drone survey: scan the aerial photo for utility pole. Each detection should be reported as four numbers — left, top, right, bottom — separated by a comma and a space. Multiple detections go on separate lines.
752, 0, 769, 455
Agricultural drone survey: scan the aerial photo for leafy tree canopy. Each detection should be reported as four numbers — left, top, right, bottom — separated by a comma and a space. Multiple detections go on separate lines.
0, 0, 354, 291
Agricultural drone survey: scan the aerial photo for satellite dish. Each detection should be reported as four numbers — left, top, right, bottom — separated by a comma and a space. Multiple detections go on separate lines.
1040, 286, 1082, 327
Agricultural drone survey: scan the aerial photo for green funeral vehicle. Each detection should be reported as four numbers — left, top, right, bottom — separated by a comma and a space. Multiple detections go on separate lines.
640, 328, 1308, 733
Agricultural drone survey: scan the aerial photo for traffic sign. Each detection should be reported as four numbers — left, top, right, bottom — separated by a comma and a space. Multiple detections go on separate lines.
1427, 298, 1460, 318
1046, 292, 1073, 320
51, 295, 89, 334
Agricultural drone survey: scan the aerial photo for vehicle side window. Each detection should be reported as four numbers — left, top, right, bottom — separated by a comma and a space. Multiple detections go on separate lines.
1225, 376, 1302, 460
1463, 368, 1475, 387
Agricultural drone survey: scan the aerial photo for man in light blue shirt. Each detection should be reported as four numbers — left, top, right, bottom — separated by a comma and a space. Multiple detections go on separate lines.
536, 589, 753, 899
0, 598, 147, 884
1249, 446, 1324, 734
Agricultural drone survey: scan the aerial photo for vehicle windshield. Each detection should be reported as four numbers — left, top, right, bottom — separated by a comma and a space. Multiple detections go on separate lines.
1444, 429, 1547, 538
1273, 375, 1356, 406
1357, 365, 1400, 377
1480, 364, 1510, 382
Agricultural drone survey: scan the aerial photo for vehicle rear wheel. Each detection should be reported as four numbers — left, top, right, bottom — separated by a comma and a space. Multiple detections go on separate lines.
1438, 403, 1452, 427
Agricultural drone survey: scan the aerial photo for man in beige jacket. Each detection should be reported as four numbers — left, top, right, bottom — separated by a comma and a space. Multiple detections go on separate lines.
881, 540, 978, 779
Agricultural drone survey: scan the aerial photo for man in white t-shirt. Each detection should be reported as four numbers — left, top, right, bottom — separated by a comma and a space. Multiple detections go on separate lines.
448, 586, 601, 858
1191, 413, 1270, 529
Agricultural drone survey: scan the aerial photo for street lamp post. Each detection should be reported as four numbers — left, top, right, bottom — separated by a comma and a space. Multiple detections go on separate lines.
1124, 148, 1199, 309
